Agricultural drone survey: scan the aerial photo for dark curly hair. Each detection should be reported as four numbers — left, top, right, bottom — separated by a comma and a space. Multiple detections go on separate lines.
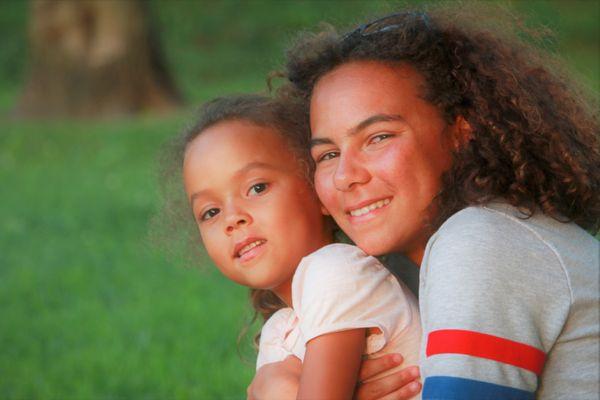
278, 5, 600, 232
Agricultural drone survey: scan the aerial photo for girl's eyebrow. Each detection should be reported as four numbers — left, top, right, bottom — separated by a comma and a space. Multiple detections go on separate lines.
190, 189, 210, 206
233, 161, 279, 178
310, 113, 405, 148
310, 137, 333, 148
350, 114, 405, 135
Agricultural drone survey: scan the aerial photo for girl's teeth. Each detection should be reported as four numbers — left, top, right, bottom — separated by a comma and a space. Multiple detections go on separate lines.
350, 198, 390, 217
239, 240, 265, 256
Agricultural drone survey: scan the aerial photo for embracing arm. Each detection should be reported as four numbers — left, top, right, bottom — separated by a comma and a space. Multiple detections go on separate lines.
248, 353, 421, 400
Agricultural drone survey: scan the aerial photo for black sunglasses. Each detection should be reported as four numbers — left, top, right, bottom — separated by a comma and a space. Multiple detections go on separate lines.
341, 11, 432, 42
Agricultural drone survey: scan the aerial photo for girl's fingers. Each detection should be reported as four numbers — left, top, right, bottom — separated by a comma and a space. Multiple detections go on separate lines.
355, 365, 420, 400
359, 354, 404, 381
378, 380, 422, 400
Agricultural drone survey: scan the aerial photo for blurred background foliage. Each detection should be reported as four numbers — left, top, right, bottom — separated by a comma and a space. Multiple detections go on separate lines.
0, 0, 597, 398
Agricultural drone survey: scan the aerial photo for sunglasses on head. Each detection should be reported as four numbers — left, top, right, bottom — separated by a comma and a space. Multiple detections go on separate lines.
341, 11, 432, 42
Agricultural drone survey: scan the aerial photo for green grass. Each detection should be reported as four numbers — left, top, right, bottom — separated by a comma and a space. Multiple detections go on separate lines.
0, 116, 258, 398
0, 0, 597, 398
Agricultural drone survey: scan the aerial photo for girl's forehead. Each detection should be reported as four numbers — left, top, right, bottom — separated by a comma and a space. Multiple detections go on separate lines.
184, 120, 297, 172
182, 120, 311, 202
310, 61, 436, 141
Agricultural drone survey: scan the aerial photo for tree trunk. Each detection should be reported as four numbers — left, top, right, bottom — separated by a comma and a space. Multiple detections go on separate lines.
16, 0, 181, 119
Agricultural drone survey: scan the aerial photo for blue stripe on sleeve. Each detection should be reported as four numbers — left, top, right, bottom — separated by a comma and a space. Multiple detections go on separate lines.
422, 376, 534, 400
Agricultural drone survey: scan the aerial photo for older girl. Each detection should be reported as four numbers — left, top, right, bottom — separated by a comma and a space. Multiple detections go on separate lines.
251, 7, 599, 400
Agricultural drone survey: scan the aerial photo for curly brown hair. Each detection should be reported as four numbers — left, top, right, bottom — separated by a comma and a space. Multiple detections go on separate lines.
278, 5, 600, 232
154, 94, 314, 348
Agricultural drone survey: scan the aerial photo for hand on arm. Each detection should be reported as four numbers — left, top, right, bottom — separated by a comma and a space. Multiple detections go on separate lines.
355, 354, 421, 400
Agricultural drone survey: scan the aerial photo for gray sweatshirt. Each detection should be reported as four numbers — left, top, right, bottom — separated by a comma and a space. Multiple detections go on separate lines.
419, 202, 599, 399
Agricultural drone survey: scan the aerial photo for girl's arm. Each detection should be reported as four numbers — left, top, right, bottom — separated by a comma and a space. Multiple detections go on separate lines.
297, 328, 366, 399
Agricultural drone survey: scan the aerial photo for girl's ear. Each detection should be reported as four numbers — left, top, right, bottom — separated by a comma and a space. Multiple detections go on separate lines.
451, 115, 473, 150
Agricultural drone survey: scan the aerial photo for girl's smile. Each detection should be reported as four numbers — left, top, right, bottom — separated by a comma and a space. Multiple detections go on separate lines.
346, 197, 392, 220
234, 237, 267, 263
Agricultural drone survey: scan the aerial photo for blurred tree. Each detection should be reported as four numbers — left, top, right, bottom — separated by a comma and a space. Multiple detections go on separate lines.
16, 0, 181, 119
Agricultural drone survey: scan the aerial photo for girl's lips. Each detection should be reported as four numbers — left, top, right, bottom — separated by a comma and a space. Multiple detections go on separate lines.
233, 237, 266, 257
238, 240, 267, 263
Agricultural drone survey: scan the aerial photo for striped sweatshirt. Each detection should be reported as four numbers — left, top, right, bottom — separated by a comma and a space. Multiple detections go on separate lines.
419, 202, 599, 399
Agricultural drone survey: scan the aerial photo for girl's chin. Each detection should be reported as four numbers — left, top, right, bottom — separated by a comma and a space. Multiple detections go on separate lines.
351, 237, 394, 256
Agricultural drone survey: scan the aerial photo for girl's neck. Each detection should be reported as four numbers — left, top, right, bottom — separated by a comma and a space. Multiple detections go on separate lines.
402, 227, 434, 267
272, 280, 293, 307
406, 244, 426, 267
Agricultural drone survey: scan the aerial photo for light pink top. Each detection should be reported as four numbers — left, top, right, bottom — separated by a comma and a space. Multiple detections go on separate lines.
256, 244, 421, 378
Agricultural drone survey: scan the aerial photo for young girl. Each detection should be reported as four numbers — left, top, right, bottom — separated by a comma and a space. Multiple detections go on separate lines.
179, 94, 421, 399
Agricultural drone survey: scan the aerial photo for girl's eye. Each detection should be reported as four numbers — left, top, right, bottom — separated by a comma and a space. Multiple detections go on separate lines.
317, 151, 339, 163
247, 182, 268, 196
369, 134, 393, 144
200, 208, 220, 221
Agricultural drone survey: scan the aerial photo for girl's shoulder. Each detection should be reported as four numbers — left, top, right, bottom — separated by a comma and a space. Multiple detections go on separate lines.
291, 243, 419, 351
295, 243, 389, 285
423, 201, 598, 290
302, 243, 372, 261
436, 201, 594, 248
291, 243, 408, 312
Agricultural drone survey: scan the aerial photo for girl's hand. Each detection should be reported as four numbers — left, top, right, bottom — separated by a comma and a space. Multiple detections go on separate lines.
355, 354, 421, 400
247, 355, 302, 400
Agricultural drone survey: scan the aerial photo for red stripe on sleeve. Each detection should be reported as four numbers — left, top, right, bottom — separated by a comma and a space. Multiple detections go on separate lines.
426, 329, 546, 375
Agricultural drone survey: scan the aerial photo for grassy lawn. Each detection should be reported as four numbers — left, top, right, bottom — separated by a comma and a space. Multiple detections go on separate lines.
1, 116, 258, 398
0, 1, 597, 398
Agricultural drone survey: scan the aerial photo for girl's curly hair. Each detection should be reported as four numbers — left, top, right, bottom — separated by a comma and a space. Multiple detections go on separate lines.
278, 4, 599, 232
154, 94, 311, 348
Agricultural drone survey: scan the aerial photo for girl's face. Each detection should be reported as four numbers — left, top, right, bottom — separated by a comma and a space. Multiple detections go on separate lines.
183, 120, 330, 303
310, 61, 456, 265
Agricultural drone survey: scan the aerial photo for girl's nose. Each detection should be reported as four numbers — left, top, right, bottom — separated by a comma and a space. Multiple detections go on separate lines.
333, 153, 371, 191
224, 207, 252, 234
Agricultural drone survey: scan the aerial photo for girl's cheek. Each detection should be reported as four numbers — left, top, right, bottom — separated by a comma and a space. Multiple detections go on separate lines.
384, 139, 409, 160
377, 143, 411, 175
314, 171, 336, 207
199, 226, 217, 249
